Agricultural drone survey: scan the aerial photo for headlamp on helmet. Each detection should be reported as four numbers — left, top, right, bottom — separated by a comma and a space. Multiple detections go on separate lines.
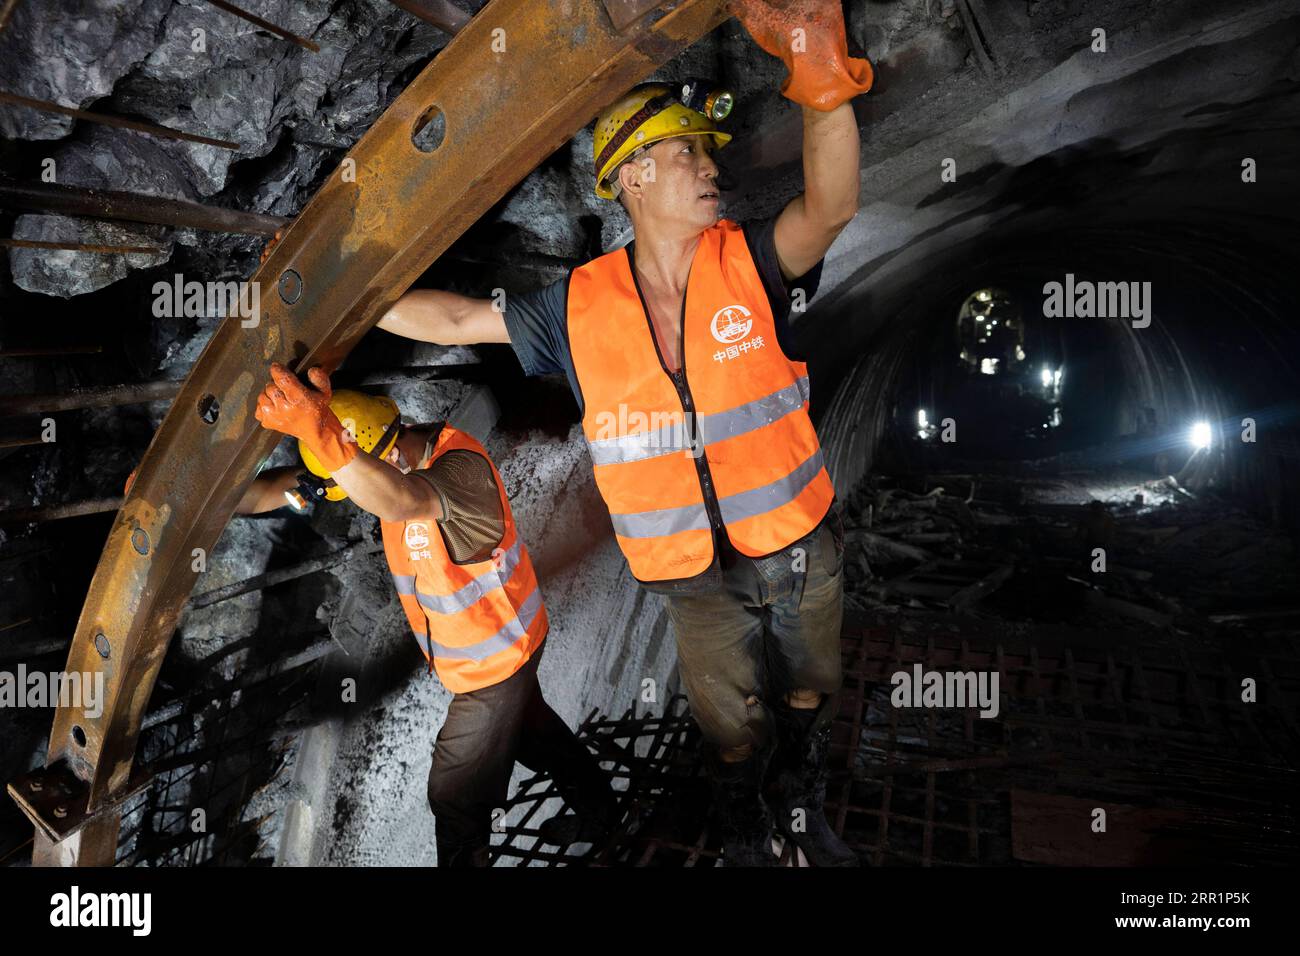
678, 78, 733, 122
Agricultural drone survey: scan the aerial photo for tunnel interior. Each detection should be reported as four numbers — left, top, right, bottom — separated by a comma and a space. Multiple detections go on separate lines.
1, 0, 1298, 867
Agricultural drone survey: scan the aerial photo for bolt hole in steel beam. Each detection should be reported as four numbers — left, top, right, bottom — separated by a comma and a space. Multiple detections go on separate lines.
21, 0, 731, 868
278, 268, 303, 304
72, 727, 87, 749
411, 104, 446, 153
197, 394, 220, 424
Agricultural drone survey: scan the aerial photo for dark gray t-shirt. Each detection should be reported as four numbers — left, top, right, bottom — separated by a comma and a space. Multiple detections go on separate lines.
412, 446, 505, 566
502, 215, 823, 418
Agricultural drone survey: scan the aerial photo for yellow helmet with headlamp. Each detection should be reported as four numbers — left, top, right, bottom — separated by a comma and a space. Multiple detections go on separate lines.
592, 79, 734, 201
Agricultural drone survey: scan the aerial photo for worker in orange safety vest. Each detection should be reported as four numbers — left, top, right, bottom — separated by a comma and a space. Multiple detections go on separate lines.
233, 362, 616, 865
371, 1, 870, 865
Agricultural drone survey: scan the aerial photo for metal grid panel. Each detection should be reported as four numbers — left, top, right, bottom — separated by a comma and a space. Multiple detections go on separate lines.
114, 654, 320, 866
101, 614, 1296, 866
493, 617, 1300, 867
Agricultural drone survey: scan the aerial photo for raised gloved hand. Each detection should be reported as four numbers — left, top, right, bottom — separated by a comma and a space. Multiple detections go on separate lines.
728, 0, 873, 111
253, 363, 355, 472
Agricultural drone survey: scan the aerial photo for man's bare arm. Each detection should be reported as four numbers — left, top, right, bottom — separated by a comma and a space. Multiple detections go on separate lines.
329, 452, 445, 524
772, 102, 861, 282
235, 460, 445, 522
234, 467, 301, 515
377, 289, 510, 345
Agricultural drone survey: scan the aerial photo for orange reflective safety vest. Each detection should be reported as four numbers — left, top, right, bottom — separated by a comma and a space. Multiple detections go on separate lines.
379, 425, 546, 694
567, 217, 834, 583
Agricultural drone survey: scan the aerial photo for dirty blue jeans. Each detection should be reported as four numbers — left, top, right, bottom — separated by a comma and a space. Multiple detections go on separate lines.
663, 501, 846, 753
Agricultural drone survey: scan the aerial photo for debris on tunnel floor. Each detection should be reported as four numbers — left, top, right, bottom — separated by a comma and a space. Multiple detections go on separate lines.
498, 611, 1299, 866
838, 467, 1300, 640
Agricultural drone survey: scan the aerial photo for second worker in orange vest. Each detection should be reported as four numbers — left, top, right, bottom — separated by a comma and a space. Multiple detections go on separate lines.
375, 2, 870, 866
247, 363, 616, 865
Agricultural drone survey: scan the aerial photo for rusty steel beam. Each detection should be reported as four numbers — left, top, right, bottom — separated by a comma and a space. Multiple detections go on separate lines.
0, 365, 481, 417
388, 0, 472, 34
0, 379, 182, 416
0, 177, 289, 236
188, 539, 384, 610
0, 497, 122, 525
0, 434, 45, 450
0, 91, 241, 150
17, 0, 730, 866
200, 0, 321, 52
0, 238, 163, 255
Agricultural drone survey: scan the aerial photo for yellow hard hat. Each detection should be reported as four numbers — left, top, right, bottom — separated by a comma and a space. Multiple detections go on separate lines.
593, 82, 732, 200
298, 390, 402, 502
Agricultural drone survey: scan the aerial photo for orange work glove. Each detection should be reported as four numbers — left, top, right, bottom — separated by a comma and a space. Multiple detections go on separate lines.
253, 363, 356, 472
729, 0, 873, 111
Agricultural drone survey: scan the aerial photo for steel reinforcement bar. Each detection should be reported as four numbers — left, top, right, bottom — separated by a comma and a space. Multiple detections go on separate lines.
7, 0, 729, 866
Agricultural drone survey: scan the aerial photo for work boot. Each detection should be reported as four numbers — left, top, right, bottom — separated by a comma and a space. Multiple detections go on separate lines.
705, 746, 779, 867
536, 781, 619, 847
769, 699, 859, 867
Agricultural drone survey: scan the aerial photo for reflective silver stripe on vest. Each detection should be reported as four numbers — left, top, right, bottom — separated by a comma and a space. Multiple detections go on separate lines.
608, 499, 711, 539
718, 448, 826, 526
586, 376, 811, 466
412, 536, 524, 616
416, 584, 543, 662
586, 419, 692, 466
392, 574, 416, 595
697, 376, 810, 447
595, 377, 819, 539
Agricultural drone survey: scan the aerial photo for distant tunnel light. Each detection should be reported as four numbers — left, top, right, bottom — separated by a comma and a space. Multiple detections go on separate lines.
917, 408, 934, 439
1040, 366, 1052, 387
1190, 421, 1212, 450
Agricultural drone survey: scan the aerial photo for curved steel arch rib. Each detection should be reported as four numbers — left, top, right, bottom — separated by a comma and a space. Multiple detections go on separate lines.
9, 0, 729, 866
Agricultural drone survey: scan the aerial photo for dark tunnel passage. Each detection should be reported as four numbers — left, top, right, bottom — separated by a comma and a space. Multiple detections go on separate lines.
811, 126, 1300, 532
0, 0, 1297, 870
